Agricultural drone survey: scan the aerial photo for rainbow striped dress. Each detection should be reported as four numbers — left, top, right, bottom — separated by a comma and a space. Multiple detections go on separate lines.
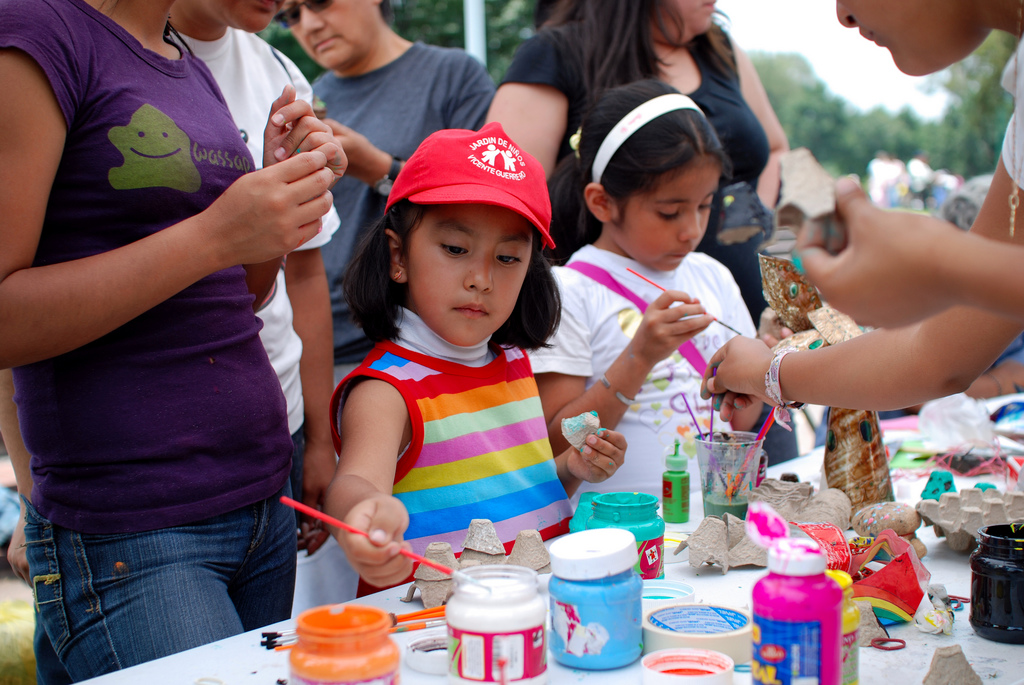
331, 341, 573, 555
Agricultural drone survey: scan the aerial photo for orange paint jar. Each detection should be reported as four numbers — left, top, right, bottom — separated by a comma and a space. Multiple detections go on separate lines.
290, 604, 401, 685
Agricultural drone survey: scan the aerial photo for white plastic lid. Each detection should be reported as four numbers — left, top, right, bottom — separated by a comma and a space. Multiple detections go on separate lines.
549, 528, 638, 580
767, 538, 826, 576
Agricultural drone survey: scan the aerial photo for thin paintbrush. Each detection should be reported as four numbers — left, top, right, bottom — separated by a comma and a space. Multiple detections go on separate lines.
625, 267, 744, 336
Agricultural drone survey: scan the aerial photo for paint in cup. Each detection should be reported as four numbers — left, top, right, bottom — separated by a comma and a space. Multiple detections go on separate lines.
548, 528, 644, 669
752, 538, 843, 685
289, 604, 400, 685
695, 431, 763, 519
447, 565, 548, 684
586, 492, 665, 579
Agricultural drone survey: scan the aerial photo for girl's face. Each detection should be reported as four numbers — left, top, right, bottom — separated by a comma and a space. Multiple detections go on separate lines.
390, 204, 534, 348
592, 159, 721, 272
835, 0, 991, 76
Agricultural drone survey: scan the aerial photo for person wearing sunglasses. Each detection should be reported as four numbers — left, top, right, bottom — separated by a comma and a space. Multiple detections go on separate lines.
275, 0, 496, 384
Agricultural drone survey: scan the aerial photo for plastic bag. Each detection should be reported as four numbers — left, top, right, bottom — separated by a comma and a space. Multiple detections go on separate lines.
918, 393, 996, 450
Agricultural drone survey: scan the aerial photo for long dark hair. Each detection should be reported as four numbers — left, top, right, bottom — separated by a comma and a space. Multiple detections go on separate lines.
344, 200, 561, 350
541, 0, 736, 108
547, 79, 731, 264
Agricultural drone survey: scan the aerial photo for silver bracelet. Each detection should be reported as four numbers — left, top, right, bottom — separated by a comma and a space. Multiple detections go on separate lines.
764, 346, 803, 408
600, 374, 635, 406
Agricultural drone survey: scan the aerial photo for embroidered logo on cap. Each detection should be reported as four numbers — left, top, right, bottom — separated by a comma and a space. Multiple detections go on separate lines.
468, 135, 526, 181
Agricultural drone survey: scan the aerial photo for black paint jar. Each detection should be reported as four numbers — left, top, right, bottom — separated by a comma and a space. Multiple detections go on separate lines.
970, 524, 1024, 643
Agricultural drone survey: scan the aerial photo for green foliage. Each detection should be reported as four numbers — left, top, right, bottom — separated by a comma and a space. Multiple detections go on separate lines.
260, 0, 534, 86
752, 31, 1015, 180
392, 0, 534, 82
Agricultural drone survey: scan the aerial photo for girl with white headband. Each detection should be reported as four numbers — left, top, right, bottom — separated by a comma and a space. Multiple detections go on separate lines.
532, 79, 763, 500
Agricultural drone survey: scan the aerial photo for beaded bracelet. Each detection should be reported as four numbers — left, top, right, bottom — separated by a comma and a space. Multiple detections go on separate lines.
600, 374, 635, 406
764, 346, 804, 408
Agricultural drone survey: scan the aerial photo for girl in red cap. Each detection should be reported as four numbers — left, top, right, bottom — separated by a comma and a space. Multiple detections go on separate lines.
324, 122, 627, 590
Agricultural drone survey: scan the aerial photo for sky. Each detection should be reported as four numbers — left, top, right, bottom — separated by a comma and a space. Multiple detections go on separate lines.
717, 0, 951, 120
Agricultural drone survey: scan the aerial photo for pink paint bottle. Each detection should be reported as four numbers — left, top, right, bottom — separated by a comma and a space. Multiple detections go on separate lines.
752, 538, 843, 685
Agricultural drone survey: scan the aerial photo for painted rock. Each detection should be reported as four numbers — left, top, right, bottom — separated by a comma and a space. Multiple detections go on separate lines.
921, 471, 956, 501
852, 501, 921, 538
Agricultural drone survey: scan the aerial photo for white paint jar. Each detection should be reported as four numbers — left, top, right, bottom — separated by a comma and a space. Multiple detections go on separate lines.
447, 565, 547, 685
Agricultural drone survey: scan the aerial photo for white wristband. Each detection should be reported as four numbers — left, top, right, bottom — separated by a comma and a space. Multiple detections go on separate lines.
764, 346, 803, 408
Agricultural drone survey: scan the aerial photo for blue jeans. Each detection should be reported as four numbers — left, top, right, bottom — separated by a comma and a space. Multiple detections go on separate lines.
289, 427, 305, 528
24, 484, 296, 683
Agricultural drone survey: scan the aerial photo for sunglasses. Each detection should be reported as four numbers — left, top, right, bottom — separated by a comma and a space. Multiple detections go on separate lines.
274, 0, 333, 28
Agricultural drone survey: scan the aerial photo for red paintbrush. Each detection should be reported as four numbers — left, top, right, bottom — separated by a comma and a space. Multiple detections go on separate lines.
280, 496, 456, 577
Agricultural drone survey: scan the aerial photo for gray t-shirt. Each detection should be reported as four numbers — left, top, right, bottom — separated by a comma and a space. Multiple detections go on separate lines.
313, 42, 495, 364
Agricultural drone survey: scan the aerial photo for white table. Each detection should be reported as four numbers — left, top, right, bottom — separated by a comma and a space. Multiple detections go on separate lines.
81, 451, 1024, 684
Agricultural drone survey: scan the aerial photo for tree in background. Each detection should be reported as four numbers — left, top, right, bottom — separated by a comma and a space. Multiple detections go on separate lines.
752, 31, 1014, 181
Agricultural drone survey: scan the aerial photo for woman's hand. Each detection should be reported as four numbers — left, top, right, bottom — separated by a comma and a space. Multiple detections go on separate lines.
563, 427, 627, 485
333, 494, 412, 589
631, 290, 714, 368
796, 177, 962, 328
202, 151, 336, 268
6, 511, 29, 583
700, 336, 774, 422
264, 86, 347, 180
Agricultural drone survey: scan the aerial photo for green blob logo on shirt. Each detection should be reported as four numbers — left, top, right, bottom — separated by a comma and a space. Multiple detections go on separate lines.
108, 104, 201, 192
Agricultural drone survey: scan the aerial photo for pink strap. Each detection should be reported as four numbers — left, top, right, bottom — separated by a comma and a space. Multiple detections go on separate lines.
566, 262, 708, 374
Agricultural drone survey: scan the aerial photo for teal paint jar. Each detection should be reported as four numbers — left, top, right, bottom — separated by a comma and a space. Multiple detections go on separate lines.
569, 492, 598, 534
586, 492, 665, 579
548, 528, 644, 669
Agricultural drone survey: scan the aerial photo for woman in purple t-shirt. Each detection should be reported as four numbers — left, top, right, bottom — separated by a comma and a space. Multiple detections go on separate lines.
0, 0, 344, 680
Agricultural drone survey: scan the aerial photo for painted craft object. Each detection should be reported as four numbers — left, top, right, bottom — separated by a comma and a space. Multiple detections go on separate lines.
823, 408, 894, 512
759, 255, 894, 512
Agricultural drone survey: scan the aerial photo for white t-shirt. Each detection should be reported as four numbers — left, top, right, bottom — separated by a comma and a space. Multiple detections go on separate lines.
528, 245, 756, 499
1002, 37, 1024, 189
184, 29, 341, 434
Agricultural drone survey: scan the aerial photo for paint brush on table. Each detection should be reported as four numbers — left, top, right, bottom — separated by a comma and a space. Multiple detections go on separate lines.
625, 268, 744, 336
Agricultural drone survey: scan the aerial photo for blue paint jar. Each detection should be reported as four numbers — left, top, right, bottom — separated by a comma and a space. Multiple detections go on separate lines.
586, 492, 665, 579
548, 529, 643, 669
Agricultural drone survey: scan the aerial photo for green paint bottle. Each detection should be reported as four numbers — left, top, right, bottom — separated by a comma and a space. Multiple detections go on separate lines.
662, 439, 690, 524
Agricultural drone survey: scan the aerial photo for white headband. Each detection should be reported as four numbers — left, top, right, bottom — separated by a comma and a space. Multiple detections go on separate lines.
590, 94, 705, 184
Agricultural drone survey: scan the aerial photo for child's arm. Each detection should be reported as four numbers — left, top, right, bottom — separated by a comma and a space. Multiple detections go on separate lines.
553, 428, 627, 497
537, 290, 712, 454
702, 302, 1022, 418
323, 378, 415, 588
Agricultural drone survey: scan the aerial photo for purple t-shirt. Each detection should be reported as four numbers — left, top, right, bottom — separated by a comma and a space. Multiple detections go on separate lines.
2, 0, 292, 533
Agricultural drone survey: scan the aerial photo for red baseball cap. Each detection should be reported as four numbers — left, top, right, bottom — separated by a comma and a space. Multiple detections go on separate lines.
385, 122, 554, 249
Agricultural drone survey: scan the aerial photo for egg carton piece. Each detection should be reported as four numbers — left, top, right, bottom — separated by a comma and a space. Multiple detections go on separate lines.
507, 529, 551, 574
561, 410, 601, 452
916, 488, 1024, 553
775, 148, 836, 236
674, 513, 767, 573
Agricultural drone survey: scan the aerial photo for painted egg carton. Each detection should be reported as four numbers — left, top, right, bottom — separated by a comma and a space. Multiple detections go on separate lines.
916, 488, 1024, 553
